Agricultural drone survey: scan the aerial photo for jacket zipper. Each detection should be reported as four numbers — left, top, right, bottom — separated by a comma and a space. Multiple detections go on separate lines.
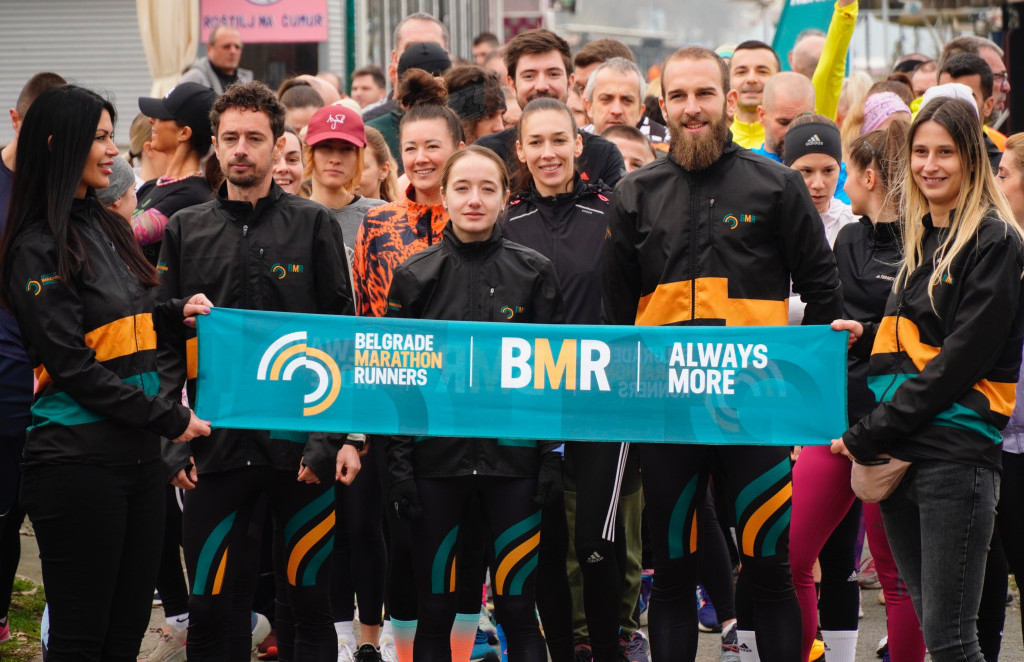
241, 224, 250, 308
708, 198, 715, 246
259, 248, 265, 304
689, 183, 698, 321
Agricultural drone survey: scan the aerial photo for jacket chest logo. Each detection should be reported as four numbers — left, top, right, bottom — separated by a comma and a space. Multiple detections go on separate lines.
722, 214, 756, 229
501, 305, 525, 320
271, 263, 304, 279
26, 272, 60, 295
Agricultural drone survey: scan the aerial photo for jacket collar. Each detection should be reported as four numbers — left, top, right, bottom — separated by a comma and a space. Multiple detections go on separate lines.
216, 180, 285, 221
442, 221, 502, 259
666, 133, 739, 177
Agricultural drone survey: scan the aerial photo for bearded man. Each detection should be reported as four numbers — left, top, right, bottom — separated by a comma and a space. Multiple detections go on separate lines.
602, 45, 841, 662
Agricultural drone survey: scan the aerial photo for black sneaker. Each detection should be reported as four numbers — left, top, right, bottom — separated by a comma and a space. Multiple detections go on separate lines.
574, 642, 594, 662
354, 643, 383, 662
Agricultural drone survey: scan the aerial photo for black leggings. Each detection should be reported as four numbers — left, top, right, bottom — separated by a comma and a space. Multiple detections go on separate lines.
331, 445, 386, 626
0, 500, 24, 623
816, 499, 862, 631
156, 485, 190, 618
535, 482, 574, 662
20, 460, 165, 662
564, 441, 628, 662
411, 476, 546, 662
996, 450, 1024, 653
373, 437, 418, 622
183, 467, 336, 662
698, 486, 737, 624
639, 443, 801, 662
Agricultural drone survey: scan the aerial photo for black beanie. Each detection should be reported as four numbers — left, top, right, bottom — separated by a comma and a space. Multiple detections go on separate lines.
783, 121, 842, 167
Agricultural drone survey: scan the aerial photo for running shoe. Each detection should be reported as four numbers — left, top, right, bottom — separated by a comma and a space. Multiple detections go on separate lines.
337, 632, 357, 662
354, 643, 383, 662
144, 627, 187, 662
636, 570, 653, 627
574, 642, 594, 662
875, 634, 888, 658
0, 619, 9, 645
720, 621, 739, 662
251, 612, 271, 652
152, 590, 163, 607
620, 630, 650, 662
257, 631, 279, 660
697, 584, 720, 632
809, 635, 826, 662
379, 632, 398, 662
471, 628, 500, 661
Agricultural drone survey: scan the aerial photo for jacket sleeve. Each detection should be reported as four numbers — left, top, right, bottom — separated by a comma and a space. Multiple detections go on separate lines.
384, 263, 420, 319
7, 235, 191, 440
602, 184, 644, 325
153, 215, 195, 476
352, 212, 381, 317
812, 0, 858, 121
776, 171, 843, 325
587, 136, 626, 188
843, 229, 1024, 459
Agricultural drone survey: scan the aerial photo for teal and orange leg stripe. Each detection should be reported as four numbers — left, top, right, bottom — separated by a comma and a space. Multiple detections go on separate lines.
493, 511, 541, 596
668, 475, 699, 559
734, 458, 792, 558
192, 511, 236, 596
431, 525, 460, 595
285, 489, 336, 587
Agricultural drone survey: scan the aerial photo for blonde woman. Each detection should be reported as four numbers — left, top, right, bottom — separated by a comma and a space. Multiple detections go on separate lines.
832, 98, 1024, 662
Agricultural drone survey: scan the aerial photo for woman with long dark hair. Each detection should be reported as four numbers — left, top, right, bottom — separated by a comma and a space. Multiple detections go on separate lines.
832, 97, 1024, 662
0, 84, 210, 661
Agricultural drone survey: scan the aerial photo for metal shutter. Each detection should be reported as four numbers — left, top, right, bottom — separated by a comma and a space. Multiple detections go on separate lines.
0, 0, 154, 148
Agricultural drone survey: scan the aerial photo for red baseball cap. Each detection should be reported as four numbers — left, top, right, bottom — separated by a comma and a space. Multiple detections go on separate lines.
305, 104, 366, 147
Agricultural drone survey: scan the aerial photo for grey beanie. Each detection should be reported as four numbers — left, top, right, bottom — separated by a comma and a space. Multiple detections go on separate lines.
96, 157, 136, 206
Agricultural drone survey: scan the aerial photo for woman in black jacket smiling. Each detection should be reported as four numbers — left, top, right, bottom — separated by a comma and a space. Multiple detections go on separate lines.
0, 85, 209, 660
385, 145, 563, 662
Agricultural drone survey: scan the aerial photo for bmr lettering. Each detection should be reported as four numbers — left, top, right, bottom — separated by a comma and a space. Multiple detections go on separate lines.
500, 338, 611, 391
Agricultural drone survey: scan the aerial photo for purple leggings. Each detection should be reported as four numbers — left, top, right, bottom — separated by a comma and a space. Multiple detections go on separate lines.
790, 446, 924, 662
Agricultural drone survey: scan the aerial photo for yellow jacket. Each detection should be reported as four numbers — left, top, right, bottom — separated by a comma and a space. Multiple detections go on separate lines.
813, 1, 858, 121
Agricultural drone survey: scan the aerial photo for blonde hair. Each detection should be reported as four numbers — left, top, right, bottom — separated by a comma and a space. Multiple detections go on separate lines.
837, 71, 873, 157
897, 98, 1020, 309
363, 126, 399, 202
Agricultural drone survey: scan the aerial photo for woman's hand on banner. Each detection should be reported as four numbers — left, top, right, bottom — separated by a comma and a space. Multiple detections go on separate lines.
831, 319, 864, 349
183, 293, 215, 327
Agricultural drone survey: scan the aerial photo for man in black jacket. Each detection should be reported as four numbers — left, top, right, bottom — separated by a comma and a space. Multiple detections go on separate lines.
476, 29, 625, 188
156, 81, 361, 661
603, 46, 841, 662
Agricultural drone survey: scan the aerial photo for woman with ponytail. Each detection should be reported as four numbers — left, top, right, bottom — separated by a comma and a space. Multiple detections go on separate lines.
0, 85, 210, 660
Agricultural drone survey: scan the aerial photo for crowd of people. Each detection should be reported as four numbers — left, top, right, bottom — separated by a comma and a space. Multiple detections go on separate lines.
0, 5, 1023, 662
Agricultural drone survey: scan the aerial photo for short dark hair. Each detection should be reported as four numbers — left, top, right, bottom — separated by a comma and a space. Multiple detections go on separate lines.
473, 32, 500, 48
352, 65, 387, 91
277, 78, 325, 110
939, 53, 994, 101
210, 81, 286, 140
662, 46, 731, 95
504, 29, 573, 81
731, 40, 781, 71
600, 124, 657, 160
15, 72, 67, 117
573, 38, 635, 70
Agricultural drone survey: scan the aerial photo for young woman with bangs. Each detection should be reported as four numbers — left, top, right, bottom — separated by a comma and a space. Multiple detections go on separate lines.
832, 97, 1024, 662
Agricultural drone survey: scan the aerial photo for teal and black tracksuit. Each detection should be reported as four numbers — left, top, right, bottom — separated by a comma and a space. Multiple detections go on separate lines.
5, 197, 192, 660
156, 182, 354, 661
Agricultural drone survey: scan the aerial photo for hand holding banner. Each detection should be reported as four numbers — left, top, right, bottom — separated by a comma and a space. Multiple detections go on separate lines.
196, 307, 847, 445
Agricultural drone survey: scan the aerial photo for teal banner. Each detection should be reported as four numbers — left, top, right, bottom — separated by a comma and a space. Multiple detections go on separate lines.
195, 308, 847, 445
773, 0, 836, 72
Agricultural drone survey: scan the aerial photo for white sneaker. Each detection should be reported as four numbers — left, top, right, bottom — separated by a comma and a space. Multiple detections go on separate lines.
379, 632, 398, 662
338, 633, 357, 662
251, 612, 272, 653
145, 627, 187, 662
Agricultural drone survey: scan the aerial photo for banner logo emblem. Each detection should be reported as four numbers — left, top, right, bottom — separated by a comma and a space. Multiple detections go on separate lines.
257, 332, 340, 416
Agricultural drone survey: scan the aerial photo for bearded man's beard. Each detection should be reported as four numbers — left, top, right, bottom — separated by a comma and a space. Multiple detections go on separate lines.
668, 101, 730, 171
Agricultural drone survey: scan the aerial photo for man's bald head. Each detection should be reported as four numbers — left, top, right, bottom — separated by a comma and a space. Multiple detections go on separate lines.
759, 72, 815, 158
789, 31, 825, 79
763, 71, 814, 110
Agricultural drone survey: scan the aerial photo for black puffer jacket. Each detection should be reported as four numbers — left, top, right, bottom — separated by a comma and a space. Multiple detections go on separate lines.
156, 182, 353, 480
383, 222, 564, 481
5, 197, 191, 466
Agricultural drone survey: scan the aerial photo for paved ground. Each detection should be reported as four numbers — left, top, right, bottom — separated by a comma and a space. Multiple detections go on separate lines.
17, 525, 1024, 661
